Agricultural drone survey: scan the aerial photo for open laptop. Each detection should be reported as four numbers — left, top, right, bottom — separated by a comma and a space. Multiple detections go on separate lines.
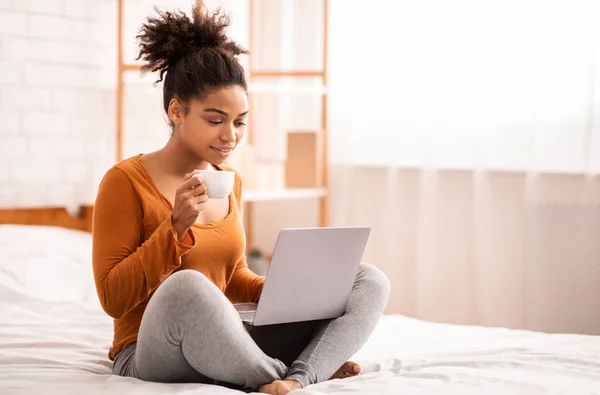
237, 226, 371, 327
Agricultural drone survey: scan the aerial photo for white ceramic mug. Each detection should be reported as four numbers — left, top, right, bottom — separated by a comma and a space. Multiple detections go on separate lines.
198, 170, 235, 198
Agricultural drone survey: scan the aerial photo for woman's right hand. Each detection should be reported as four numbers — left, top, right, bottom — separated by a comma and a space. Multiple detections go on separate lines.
172, 171, 208, 240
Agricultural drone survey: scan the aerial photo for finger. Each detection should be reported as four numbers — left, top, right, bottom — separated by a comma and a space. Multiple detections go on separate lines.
191, 183, 207, 197
179, 182, 206, 202
194, 193, 208, 205
183, 170, 201, 182
181, 174, 203, 190
177, 177, 198, 195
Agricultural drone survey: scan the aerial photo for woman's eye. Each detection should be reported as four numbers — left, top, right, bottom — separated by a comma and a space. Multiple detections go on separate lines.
208, 120, 222, 125
235, 121, 247, 127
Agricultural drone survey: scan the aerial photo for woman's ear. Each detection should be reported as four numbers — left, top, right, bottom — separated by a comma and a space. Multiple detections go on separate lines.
167, 98, 185, 125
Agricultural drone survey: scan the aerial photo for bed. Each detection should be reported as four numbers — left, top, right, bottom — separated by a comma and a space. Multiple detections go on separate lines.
1, 207, 600, 395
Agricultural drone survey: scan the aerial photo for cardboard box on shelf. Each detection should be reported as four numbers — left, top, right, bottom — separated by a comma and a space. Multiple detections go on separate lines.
285, 131, 322, 188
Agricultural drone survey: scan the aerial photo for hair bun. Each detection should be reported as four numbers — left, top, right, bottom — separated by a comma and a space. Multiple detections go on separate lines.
136, 3, 243, 78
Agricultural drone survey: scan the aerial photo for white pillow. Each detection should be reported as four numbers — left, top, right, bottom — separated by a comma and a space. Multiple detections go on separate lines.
0, 224, 99, 306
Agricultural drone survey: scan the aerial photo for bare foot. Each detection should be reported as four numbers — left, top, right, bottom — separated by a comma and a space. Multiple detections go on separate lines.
329, 361, 361, 380
258, 379, 302, 395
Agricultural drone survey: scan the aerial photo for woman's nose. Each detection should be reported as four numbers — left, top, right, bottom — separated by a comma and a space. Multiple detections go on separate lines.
221, 125, 236, 142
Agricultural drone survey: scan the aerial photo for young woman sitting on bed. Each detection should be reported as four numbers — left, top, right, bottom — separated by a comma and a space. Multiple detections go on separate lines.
91, 3, 390, 394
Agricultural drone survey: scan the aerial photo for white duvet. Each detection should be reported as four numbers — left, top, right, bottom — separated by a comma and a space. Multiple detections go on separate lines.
1, 225, 600, 395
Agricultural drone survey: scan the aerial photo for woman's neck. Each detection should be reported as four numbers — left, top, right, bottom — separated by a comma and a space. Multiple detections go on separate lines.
157, 137, 214, 176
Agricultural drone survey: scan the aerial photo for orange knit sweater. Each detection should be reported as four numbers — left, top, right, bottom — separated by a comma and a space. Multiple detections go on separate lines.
91, 155, 264, 360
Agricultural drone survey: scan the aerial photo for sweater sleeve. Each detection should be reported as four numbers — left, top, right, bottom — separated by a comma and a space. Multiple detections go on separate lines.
91, 167, 195, 319
224, 168, 265, 303
225, 256, 265, 303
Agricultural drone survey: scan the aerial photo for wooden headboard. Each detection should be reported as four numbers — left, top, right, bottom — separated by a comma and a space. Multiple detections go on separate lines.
0, 205, 94, 232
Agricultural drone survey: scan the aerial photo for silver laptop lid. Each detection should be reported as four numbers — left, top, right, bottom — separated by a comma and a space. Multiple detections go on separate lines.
253, 226, 370, 326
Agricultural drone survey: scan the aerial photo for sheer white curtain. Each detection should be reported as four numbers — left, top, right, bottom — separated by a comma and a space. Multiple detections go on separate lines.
328, 0, 600, 334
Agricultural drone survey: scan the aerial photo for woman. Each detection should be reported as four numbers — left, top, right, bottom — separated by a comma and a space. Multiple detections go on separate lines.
92, 3, 390, 394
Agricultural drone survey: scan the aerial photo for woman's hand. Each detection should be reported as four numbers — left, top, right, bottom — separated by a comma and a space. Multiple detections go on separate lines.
172, 171, 208, 240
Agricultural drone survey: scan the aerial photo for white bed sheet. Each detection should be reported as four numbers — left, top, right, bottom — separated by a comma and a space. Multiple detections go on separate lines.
3, 301, 600, 395
1, 225, 600, 395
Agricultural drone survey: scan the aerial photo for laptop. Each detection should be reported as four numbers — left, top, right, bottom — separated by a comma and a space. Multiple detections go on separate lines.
237, 226, 371, 327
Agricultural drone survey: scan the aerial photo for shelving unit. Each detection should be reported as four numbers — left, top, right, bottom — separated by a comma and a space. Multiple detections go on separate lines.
244, 188, 327, 202
115, 0, 329, 248
244, 0, 329, 248
247, 83, 328, 95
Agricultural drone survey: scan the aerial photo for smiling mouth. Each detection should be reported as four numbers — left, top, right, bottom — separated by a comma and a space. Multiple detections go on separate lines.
211, 146, 234, 156
212, 147, 232, 153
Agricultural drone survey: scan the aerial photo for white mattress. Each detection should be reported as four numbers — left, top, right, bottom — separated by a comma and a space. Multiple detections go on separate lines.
1, 225, 600, 395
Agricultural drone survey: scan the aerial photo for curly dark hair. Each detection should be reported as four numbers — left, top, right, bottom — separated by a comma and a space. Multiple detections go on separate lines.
136, 2, 248, 126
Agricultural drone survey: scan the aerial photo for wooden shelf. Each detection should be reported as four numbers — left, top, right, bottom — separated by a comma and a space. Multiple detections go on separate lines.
120, 64, 324, 79
244, 188, 326, 202
120, 65, 325, 78
119, 69, 326, 94
248, 83, 326, 94
121, 63, 141, 72
251, 70, 324, 78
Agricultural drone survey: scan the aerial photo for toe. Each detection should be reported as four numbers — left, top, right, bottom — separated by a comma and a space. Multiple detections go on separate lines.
349, 362, 361, 374
276, 382, 292, 395
329, 361, 362, 380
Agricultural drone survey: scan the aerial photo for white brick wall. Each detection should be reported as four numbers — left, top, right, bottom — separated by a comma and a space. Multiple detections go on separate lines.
12, 0, 70, 16
29, 15, 72, 39
0, 10, 28, 35
0, 0, 116, 208
0, 111, 19, 134
0, 0, 238, 209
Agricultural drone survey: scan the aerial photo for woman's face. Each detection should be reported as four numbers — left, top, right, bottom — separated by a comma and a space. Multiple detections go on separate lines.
169, 85, 248, 165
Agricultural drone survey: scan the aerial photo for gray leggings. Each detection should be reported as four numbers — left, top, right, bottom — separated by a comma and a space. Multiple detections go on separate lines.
113, 264, 390, 391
